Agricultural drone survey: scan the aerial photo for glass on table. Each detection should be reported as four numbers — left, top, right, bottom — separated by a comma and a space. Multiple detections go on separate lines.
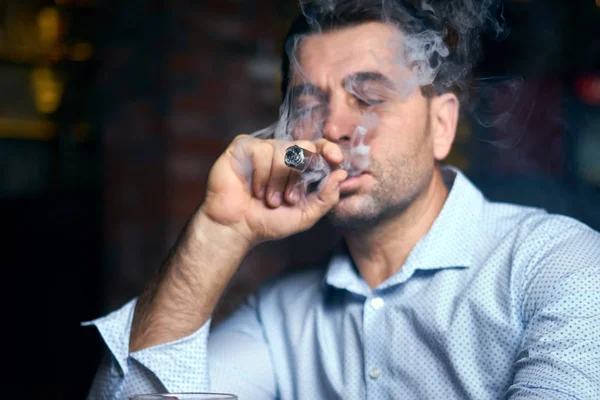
130, 393, 237, 400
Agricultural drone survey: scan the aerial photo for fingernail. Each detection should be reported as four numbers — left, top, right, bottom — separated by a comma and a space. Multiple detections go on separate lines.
290, 188, 300, 202
271, 192, 281, 204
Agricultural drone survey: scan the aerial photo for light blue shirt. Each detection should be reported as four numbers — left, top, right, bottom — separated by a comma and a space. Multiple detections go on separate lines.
85, 167, 600, 399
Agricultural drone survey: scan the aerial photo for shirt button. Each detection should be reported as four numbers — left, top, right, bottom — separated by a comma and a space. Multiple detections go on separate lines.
369, 368, 382, 379
370, 297, 385, 310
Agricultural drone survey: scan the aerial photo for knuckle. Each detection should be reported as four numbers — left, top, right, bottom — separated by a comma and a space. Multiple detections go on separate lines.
295, 140, 317, 152
232, 134, 249, 144
260, 141, 274, 155
252, 141, 272, 162
315, 138, 331, 148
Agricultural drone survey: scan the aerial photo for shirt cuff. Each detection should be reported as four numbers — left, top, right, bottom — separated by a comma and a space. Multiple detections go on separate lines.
82, 298, 213, 392
81, 298, 138, 376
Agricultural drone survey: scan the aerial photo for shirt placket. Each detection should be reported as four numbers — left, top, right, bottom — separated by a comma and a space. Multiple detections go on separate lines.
363, 291, 388, 399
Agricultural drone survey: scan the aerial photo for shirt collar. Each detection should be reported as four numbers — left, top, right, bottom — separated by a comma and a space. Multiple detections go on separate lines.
324, 166, 485, 294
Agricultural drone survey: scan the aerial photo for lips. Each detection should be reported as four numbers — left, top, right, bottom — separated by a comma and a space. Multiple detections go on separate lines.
339, 171, 369, 192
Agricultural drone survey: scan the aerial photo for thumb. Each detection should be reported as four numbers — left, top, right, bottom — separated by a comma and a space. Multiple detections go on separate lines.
304, 169, 348, 220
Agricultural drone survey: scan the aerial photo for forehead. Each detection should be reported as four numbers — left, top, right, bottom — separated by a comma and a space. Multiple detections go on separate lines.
294, 22, 407, 82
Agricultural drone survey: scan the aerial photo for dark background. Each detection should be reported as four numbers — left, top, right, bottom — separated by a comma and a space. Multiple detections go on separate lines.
1, 0, 599, 398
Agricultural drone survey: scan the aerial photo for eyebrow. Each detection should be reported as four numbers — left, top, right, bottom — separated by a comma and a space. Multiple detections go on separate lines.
287, 71, 395, 101
344, 71, 396, 90
288, 83, 328, 101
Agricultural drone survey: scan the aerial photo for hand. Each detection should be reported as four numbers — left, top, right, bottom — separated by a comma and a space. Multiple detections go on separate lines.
200, 135, 347, 247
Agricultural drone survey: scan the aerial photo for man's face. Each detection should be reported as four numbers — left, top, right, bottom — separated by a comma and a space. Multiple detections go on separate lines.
289, 22, 438, 229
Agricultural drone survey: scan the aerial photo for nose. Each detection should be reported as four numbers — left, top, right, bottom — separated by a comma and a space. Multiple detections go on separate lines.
322, 95, 360, 144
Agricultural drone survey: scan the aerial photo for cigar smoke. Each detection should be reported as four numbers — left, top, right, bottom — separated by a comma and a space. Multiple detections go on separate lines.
296, 0, 508, 97
239, 0, 509, 196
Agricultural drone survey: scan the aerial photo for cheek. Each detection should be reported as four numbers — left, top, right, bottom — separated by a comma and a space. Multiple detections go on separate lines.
290, 115, 326, 141
368, 118, 433, 174
384, 106, 430, 145
367, 114, 406, 151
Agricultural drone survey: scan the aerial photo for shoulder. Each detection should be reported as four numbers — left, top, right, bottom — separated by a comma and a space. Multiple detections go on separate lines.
508, 212, 600, 318
486, 199, 600, 273
482, 199, 547, 237
511, 211, 599, 263
482, 197, 597, 251
479, 199, 599, 297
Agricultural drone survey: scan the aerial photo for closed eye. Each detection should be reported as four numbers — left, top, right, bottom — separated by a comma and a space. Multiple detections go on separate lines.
354, 95, 384, 107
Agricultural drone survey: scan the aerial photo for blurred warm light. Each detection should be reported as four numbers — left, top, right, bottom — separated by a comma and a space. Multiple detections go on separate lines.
37, 7, 61, 49
597, 0, 600, 8
0, 118, 56, 140
0, 119, 91, 142
31, 67, 64, 114
0, 4, 38, 61
70, 42, 94, 61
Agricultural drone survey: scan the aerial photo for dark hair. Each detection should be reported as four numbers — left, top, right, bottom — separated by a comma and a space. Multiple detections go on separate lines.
280, 0, 501, 100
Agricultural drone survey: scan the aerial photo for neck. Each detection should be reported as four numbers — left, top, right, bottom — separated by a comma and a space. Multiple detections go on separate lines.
343, 167, 449, 289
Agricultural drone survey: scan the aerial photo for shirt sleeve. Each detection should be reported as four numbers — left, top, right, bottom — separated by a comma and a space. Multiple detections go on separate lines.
83, 294, 276, 399
506, 223, 600, 399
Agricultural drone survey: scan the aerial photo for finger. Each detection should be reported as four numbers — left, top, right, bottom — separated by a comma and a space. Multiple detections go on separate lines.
313, 139, 344, 166
227, 134, 251, 156
266, 144, 292, 208
303, 168, 348, 221
232, 133, 250, 144
295, 138, 319, 149
250, 140, 274, 199
284, 170, 304, 205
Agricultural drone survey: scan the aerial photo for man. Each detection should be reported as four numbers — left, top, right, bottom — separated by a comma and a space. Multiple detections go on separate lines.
86, 1, 600, 399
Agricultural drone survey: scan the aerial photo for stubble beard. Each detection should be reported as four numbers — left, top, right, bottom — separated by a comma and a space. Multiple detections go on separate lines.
326, 151, 434, 232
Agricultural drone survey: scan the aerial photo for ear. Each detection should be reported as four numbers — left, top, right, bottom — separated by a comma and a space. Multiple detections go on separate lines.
429, 93, 459, 161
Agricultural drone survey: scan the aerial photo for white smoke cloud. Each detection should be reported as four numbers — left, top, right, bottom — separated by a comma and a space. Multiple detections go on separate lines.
238, 0, 509, 196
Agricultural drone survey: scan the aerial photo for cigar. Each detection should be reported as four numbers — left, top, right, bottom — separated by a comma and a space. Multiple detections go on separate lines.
284, 145, 323, 173
284, 145, 329, 192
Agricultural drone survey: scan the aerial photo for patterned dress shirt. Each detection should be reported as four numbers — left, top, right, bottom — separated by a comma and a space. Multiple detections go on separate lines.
85, 167, 600, 399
